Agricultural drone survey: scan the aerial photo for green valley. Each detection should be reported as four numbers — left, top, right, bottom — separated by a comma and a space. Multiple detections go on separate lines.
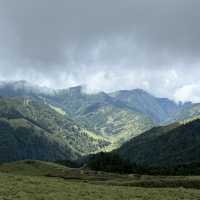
0, 96, 110, 163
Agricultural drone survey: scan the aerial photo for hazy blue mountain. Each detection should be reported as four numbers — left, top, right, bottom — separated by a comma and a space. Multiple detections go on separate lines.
164, 103, 200, 124
110, 89, 188, 123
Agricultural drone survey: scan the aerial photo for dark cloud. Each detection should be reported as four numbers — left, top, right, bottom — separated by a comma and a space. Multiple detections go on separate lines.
0, 0, 200, 101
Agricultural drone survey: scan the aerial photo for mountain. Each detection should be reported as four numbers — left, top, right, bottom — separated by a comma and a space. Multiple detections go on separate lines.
110, 89, 187, 123
76, 103, 154, 146
0, 81, 193, 147
86, 119, 200, 174
48, 87, 154, 144
1, 81, 200, 169
0, 96, 110, 163
117, 119, 200, 167
165, 103, 200, 124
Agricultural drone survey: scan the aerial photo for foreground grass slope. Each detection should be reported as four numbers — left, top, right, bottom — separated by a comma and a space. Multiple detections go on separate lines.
1, 174, 200, 200
1, 160, 200, 200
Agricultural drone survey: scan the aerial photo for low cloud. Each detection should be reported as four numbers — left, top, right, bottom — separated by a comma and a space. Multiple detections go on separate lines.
174, 84, 200, 103
0, 0, 200, 102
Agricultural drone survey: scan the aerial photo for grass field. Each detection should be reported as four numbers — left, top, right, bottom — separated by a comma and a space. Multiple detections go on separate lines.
0, 160, 200, 200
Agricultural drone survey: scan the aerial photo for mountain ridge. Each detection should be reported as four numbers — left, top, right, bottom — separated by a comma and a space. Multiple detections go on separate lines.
117, 118, 200, 167
0, 80, 200, 165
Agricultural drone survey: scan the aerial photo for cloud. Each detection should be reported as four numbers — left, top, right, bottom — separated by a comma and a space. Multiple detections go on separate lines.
174, 84, 200, 103
0, 0, 200, 101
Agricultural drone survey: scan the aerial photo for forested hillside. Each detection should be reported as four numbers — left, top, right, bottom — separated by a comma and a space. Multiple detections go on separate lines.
118, 119, 200, 167
0, 97, 110, 163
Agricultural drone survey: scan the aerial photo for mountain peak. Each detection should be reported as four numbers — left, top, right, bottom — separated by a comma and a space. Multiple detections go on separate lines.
68, 85, 83, 96
110, 88, 152, 99
131, 88, 151, 94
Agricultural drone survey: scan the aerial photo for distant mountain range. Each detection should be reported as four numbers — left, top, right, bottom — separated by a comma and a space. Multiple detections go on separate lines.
0, 80, 200, 167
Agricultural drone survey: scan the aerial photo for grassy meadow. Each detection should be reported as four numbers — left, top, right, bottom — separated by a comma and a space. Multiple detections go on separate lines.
0, 160, 200, 200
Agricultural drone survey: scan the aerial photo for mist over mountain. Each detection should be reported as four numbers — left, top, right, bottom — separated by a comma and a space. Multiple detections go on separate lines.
1, 1, 200, 199
0, 80, 55, 96
1, 80, 200, 174
0, 80, 192, 125
1, 1, 200, 103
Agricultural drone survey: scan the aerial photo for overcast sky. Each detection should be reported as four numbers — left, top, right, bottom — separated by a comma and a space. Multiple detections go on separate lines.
0, 0, 200, 102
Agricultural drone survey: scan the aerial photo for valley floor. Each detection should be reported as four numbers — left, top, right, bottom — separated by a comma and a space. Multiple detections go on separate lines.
1, 161, 200, 200
1, 173, 200, 200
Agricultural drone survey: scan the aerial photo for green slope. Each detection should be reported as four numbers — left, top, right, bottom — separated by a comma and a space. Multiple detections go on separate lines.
0, 97, 111, 163
0, 82, 189, 147
47, 87, 154, 145
87, 119, 200, 173
0, 117, 79, 162
118, 119, 200, 167
1, 82, 195, 152
0, 160, 71, 176
77, 103, 153, 145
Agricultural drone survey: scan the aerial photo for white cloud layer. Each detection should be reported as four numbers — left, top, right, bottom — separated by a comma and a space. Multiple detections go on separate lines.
0, 0, 200, 102
174, 84, 200, 103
